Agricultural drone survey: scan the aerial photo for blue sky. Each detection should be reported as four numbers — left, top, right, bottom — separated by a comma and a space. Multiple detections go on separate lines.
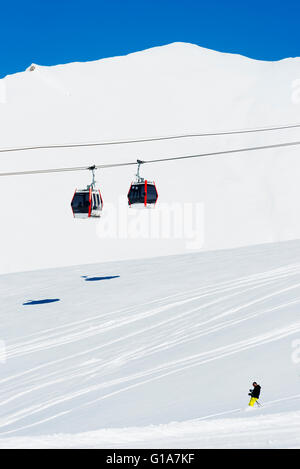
1, 0, 300, 78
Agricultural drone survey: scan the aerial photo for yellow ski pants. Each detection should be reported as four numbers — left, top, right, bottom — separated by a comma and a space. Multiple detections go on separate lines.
249, 397, 258, 407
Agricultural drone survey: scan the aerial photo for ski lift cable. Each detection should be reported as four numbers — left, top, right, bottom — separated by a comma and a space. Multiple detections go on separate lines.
1, 122, 300, 154
1, 139, 300, 178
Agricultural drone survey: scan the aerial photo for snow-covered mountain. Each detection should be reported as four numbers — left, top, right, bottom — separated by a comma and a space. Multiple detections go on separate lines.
1, 44, 300, 448
1, 42, 300, 274
1, 240, 300, 448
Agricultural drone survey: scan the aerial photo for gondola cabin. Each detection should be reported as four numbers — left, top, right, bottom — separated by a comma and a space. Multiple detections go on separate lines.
71, 166, 103, 219
128, 180, 158, 207
128, 160, 158, 207
71, 188, 103, 218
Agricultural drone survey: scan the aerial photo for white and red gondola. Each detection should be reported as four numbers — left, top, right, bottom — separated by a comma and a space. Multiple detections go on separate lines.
71, 166, 103, 219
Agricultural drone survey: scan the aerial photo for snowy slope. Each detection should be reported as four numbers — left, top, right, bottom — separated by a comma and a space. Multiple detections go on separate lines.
1, 412, 300, 449
1, 240, 300, 448
1, 43, 300, 273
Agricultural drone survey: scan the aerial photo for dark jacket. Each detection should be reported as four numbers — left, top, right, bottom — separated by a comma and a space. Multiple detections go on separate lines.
250, 385, 261, 398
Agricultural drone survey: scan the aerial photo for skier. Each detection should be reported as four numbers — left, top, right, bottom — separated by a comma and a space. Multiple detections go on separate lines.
248, 381, 261, 407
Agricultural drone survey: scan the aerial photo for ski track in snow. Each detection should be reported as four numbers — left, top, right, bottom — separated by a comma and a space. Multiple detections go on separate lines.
1, 255, 300, 441
0, 258, 300, 433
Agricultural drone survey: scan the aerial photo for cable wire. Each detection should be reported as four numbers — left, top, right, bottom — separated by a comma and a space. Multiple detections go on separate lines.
1, 139, 299, 177
0, 122, 300, 154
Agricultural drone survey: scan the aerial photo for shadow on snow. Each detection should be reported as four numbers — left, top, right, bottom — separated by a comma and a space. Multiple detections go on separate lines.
81, 275, 120, 282
23, 299, 60, 306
